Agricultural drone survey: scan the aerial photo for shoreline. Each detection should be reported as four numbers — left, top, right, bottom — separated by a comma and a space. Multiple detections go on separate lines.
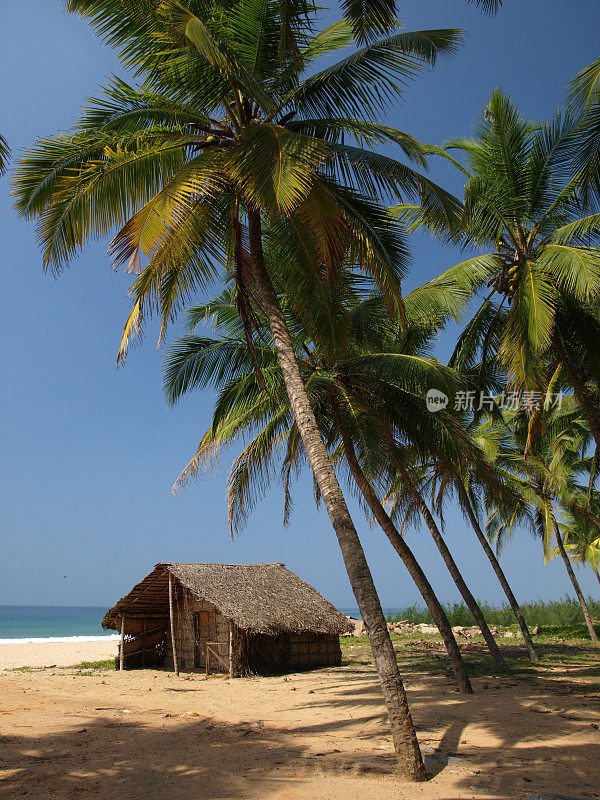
0, 634, 120, 644
0, 639, 118, 669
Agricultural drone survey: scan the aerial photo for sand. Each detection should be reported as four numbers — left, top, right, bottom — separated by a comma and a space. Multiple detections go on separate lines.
0, 640, 117, 670
1, 644, 599, 800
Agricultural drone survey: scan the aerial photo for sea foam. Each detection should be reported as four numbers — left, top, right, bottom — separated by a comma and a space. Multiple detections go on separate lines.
0, 635, 120, 644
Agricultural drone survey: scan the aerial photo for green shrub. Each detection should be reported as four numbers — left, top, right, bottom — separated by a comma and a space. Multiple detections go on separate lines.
386, 596, 600, 627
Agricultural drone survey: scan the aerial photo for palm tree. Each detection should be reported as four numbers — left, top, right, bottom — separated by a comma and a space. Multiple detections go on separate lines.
385, 457, 508, 670
549, 439, 600, 592
419, 427, 540, 661
399, 89, 600, 450
14, 1, 467, 778
553, 517, 600, 592
164, 280, 474, 692
485, 405, 600, 642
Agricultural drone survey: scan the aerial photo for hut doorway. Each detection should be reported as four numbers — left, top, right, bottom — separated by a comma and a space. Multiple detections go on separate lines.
193, 609, 229, 673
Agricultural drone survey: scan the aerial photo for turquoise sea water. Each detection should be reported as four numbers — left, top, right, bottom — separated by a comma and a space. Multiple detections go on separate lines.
0, 606, 116, 642
339, 608, 404, 620
0, 605, 399, 641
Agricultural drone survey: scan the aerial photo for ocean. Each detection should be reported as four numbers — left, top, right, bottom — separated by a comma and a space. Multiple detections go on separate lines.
339, 608, 403, 620
0, 605, 404, 643
0, 606, 119, 643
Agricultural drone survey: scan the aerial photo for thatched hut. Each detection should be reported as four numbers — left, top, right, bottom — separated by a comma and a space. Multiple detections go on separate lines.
102, 563, 350, 676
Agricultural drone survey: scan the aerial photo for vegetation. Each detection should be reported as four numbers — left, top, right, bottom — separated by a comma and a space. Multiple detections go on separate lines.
69, 659, 116, 670
14, 0, 468, 780
330, 0, 501, 43
11, 0, 600, 784
0, 134, 9, 175
387, 597, 600, 630
341, 633, 600, 691
164, 285, 479, 690
9, 659, 117, 672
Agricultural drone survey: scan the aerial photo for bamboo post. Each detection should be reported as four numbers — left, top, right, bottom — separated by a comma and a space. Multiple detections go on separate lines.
228, 621, 234, 679
168, 573, 179, 676
141, 617, 147, 668
206, 642, 210, 677
119, 615, 125, 671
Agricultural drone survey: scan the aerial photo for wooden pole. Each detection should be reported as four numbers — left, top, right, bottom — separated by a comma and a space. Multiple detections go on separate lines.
228, 621, 234, 679
168, 573, 179, 676
141, 616, 147, 668
119, 615, 125, 671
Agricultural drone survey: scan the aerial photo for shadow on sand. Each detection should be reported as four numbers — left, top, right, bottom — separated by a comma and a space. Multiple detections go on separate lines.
292, 665, 599, 797
1, 715, 307, 799
1, 663, 598, 799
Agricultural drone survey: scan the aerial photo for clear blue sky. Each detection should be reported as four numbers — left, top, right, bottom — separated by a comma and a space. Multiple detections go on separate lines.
1, 0, 599, 609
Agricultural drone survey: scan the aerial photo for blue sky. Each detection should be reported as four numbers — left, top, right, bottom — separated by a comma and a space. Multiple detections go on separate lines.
1, 0, 599, 609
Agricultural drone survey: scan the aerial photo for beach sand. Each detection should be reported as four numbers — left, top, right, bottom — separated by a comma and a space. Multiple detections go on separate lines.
0, 640, 117, 669
1, 646, 599, 800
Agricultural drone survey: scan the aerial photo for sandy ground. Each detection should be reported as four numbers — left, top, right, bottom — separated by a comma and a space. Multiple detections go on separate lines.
1, 648, 599, 800
0, 641, 117, 670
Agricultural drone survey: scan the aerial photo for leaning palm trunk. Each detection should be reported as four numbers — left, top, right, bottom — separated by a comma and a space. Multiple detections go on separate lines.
396, 465, 508, 671
553, 521, 599, 643
336, 420, 473, 693
247, 210, 426, 780
456, 483, 540, 662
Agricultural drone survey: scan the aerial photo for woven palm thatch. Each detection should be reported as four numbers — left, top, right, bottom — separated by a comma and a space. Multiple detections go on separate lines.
102, 563, 350, 635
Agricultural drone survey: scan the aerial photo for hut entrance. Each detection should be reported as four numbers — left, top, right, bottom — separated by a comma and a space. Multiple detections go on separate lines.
193, 609, 229, 673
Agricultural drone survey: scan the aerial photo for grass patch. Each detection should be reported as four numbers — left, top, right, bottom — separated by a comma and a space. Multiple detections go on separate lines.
340, 631, 600, 690
68, 659, 116, 670
527, 624, 600, 643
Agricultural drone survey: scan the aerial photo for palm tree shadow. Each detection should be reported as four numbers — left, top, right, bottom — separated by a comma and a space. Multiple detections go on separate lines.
1, 716, 306, 799
3, 666, 598, 796
291, 669, 600, 790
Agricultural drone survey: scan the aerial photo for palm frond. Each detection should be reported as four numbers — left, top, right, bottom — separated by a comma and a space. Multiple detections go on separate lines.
227, 124, 328, 215
0, 133, 10, 176
568, 55, 600, 113
291, 29, 463, 121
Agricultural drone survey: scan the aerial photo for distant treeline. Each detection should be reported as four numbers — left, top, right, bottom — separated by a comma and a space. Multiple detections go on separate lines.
386, 597, 600, 628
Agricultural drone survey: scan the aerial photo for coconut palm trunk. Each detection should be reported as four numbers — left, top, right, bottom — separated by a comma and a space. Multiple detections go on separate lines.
456, 483, 540, 661
553, 520, 599, 642
336, 425, 473, 693
395, 464, 508, 670
246, 209, 426, 780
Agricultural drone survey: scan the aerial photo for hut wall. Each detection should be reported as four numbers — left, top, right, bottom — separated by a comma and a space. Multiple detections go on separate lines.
164, 590, 230, 672
289, 632, 341, 670
234, 631, 290, 676
237, 631, 341, 676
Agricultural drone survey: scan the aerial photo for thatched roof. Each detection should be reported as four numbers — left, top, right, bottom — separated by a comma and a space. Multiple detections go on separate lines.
102, 563, 351, 635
